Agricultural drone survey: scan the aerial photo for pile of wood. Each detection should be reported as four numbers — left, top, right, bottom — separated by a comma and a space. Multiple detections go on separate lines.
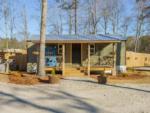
8, 72, 39, 85
27, 63, 37, 73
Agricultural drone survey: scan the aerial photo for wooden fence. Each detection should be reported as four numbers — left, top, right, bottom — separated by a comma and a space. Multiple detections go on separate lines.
126, 51, 150, 67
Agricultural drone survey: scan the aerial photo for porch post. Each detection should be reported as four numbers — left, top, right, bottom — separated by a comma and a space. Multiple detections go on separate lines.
62, 44, 65, 76
88, 44, 90, 76
112, 43, 117, 76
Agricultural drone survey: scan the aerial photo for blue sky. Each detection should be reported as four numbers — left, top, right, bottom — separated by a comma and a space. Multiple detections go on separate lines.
0, 0, 136, 39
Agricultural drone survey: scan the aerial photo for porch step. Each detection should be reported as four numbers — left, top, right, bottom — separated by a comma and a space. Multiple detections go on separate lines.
64, 67, 85, 76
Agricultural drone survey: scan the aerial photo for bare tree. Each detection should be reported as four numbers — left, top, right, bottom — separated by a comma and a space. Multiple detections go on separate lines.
121, 16, 132, 37
143, 0, 150, 33
38, 0, 47, 76
85, 0, 101, 34
47, 4, 63, 35
21, 5, 29, 49
73, 0, 78, 34
59, 0, 73, 34
134, 0, 146, 52
1, 0, 16, 73
0, 0, 3, 24
59, 0, 78, 34
68, 10, 73, 34
101, 8, 110, 35
9, 1, 16, 40
1, 0, 16, 48
2, 0, 10, 49
10, 12, 15, 39
109, 0, 123, 34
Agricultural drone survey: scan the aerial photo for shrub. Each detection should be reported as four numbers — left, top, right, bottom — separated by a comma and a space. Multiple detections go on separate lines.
100, 71, 105, 76
51, 69, 56, 76
120, 73, 128, 77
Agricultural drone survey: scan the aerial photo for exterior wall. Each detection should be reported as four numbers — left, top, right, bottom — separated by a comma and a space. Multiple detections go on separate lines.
126, 51, 150, 67
116, 41, 126, 72
65, 44, 72, 66
14, 53, 27, 71
27, 42, 39, 63
27, 42, 39, 73
81, 44, 88, 66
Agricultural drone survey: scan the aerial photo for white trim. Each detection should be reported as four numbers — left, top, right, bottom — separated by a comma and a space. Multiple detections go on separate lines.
117, 65, 127, 73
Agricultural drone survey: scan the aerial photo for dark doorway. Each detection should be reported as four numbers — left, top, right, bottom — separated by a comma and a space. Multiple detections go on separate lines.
72, 44, 81, 64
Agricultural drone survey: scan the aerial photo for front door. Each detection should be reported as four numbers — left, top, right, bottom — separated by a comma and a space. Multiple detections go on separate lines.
72, 44, 81, 65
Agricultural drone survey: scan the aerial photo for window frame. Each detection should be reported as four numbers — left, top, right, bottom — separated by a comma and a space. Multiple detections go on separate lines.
58, 44, 62, 55
90, 44, 95, 55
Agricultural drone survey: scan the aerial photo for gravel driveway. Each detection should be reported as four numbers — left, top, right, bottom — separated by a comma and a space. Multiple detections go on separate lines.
0, 77, 150, 113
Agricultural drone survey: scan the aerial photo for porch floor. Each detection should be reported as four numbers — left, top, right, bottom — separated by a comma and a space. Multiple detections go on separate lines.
45, 66, 113, 76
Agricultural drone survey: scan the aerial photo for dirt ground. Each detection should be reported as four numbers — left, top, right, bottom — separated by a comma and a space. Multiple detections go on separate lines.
0, 70, 150, 85
92, 70, 150, 84
0, 71, 64, 85
107, 72, 150, 84
0, 74, 9, 82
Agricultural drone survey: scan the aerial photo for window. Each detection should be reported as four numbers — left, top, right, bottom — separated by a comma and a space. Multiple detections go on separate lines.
90, 44, 95, 55
45, 45, 57, 56
58, 44, 62, 55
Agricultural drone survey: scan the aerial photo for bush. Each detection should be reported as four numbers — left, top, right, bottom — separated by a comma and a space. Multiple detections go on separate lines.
97, 75, 107, 84
51, 69, 56, 76
120, 73, 128, 77
100, 71, 105, 76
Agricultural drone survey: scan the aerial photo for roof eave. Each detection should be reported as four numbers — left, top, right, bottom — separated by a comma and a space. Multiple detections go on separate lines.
27, 40, 121, 43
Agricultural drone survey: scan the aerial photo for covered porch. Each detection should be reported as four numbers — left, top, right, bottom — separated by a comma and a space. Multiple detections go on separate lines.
44, 42, 118, 76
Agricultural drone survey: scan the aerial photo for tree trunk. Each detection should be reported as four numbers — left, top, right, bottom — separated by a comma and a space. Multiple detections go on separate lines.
104, 17, 107, 35
38, 0, 47, 76
69, 10, 72, 34
74, 0, 77, 34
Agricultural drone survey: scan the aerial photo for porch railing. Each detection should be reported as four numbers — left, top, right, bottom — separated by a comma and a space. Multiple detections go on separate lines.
83, 55, 113, 67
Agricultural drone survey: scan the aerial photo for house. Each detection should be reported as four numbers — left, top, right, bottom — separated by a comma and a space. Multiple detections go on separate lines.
27, 34, 126, 76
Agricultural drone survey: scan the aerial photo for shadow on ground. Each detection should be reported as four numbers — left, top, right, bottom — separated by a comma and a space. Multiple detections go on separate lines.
0, 85, 105, 113
0, 77, 149, 113
63, 78, 98, 84
63, 78, 150, 93
104, 84, 150, 93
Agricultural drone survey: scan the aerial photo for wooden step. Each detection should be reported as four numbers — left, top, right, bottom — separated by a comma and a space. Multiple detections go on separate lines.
64, 67, 85, 76
65, 72, 85, 75
64, 73, 85, 76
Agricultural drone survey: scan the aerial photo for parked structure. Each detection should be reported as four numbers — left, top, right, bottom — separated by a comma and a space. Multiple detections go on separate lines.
0, 49, 27, 73
126, 51, 150, 67
27, 35, 126, 76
